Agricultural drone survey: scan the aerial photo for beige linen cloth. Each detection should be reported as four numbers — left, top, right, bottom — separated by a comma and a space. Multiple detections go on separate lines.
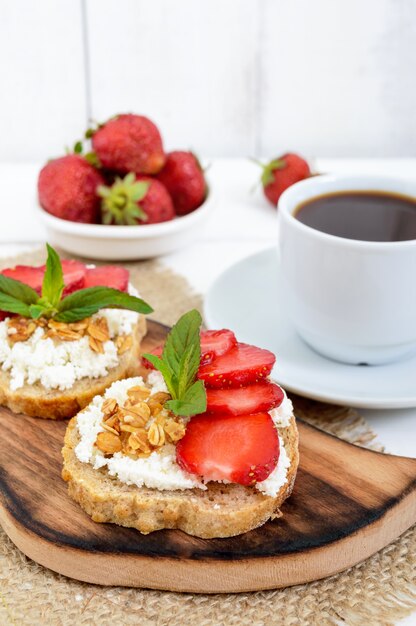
0, 249, 415, 626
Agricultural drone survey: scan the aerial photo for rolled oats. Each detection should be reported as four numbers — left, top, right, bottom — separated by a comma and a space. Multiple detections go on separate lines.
96, 431, 122, 454
94, 382, 187, 459
116, 334, 132, 354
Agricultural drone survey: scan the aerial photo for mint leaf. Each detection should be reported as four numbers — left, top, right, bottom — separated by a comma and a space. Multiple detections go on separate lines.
55, 286, 153, 322
42, 243, 64, 308
163, 310, 202, 374
166, 381, 207, 417
142, 309, 206, 418
0, 244, 153, 324
143, 354, 174, 395
0, 293, 31, 317
29, 303, 47, 319
0, 275, 38, 305
177, 345, 199, 398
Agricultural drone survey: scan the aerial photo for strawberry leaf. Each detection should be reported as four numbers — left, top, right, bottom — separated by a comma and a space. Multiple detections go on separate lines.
98, 175, 148, 225
84, 151, 101, 167
261, 158, 286, 187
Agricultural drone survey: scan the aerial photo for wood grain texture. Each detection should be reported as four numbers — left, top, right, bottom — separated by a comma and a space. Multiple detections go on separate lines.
0, 320, 415, 593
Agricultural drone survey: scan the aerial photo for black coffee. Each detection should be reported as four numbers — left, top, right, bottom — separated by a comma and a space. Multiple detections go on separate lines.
294, 190, 416, 242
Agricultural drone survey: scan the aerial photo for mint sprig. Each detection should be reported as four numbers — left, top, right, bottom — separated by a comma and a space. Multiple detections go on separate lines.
55, 287, 152, 322
42, 243, 65, 308
143, 309, 207, 418
0, 244, 153, 322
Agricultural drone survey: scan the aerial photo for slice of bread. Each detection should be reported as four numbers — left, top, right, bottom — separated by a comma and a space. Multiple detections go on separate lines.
0, 316, 147, 420
62, 411, 299, 539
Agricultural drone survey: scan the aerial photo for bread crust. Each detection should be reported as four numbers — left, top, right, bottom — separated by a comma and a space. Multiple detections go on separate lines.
0, 316, 147, 420
62, 411, 299, 539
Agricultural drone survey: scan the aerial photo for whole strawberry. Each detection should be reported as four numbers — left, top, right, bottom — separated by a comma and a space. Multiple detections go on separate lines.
99, 173, 175, 225
259, 153, 310, 206
38, 154, 105, 223
156, 151, 207, 215
91, 114, 165, 175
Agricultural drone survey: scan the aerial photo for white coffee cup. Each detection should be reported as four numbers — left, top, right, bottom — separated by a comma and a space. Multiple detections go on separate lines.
278, 174, 416, 365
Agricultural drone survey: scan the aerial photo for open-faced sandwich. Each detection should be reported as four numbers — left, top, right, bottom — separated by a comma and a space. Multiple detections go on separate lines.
0, 245, 152, 419
62, 310, 299, 538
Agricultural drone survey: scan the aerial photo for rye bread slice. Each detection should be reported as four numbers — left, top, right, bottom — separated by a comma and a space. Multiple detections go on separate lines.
62, 409, 299, 539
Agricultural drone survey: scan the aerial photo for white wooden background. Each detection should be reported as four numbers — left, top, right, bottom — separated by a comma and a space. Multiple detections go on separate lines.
1, 0, 416, 161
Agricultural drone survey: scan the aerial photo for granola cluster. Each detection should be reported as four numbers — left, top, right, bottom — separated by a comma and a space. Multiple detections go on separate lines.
95, 385, 186, 458
6, 316, 132, 355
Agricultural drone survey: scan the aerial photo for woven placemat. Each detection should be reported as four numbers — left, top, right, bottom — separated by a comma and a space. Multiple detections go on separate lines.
0, 247, 415, 626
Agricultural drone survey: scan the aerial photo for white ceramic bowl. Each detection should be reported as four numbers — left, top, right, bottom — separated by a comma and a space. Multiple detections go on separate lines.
38, 190, 215, 260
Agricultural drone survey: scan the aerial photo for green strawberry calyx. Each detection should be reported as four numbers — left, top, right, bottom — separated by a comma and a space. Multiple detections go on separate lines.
98, 173, 150, 225
259, 158, 287, 188
64, 140, 101, 168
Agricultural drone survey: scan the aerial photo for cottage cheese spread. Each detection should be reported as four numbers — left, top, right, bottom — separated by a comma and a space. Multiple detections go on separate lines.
270, 391, 293, 428
74, 373, 292, 497
256, 434, 291, 496
0, 284, 140, 391
75, 374, 205, 491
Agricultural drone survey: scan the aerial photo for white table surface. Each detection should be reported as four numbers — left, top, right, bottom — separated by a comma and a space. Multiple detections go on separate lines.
0, 157, 415, 625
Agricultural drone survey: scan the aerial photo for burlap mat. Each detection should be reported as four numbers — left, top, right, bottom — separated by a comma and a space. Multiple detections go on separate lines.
0, 247, 415, 626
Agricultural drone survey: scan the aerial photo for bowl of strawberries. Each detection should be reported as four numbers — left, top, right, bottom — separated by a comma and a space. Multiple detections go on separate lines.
37, 114, 213, 260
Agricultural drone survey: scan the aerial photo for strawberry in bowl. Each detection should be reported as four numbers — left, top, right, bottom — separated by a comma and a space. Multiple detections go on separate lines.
37, 114, 214, 260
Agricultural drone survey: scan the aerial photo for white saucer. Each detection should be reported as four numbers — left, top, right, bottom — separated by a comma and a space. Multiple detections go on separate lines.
204, 247, 416, 409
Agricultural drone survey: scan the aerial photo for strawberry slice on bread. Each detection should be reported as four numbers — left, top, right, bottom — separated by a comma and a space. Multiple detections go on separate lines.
1, 261, 130, 295
61, 260, 87, 295
198, 342, 276, 388
143, 329, 237, 369
176, 412, 280, 485
206, 381, 283, 416
1, 266, 45, 293
84, 266, 129, 292
200, 329, 236, 362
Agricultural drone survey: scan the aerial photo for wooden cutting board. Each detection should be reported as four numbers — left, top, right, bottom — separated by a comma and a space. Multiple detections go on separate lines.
0, 320, 415, 594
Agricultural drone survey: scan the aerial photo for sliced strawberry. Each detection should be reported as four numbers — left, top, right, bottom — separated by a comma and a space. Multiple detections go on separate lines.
200, 330, 236, 359
61, 260, 87, 295
142, 329, 237, 370
200, 329, 236, 364
2, 260, 87, 297
206, 381, 283, 416
176, 412, 279, 486
142, 344, 163, 369
84, 266, 129, 291
1, 266, 45, 293
198, 342, 276, 389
